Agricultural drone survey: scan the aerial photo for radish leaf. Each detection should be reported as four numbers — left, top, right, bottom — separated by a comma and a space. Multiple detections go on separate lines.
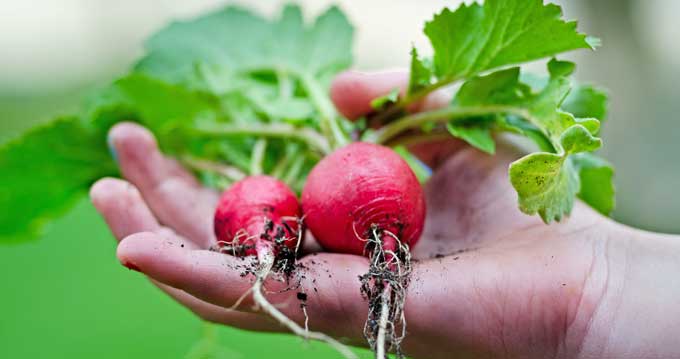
446, 121, 496, 154
136, 5, 353, 88
408, 47, 432, 95
572, 153, 615, 215
562, 84, 608, 122
0, 117, 117, 242
423, 0, 597, 82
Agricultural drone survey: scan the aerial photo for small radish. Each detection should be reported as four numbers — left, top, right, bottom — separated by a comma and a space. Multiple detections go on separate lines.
214, 175, 300, 258
302, 143, 426, 359
214, 175, 356, 359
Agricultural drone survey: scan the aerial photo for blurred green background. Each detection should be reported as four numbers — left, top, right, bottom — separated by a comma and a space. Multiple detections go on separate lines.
1, 0, 678, 358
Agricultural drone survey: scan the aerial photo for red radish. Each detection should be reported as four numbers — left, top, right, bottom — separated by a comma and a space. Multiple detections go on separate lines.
302, 142, 425, 255
213, 175, 356, 359
214, 175, 300, 257
302, 142, 426, 359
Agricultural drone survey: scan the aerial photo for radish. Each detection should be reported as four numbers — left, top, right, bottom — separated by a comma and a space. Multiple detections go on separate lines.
213, 175, 356, 359
302, 143, 426, 358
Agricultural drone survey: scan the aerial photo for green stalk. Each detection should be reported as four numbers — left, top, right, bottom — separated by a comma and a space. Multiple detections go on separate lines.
282, 155, 306, 187
250, 139, 267, 176
369, 76, 457, 125
277, 69, 293, 99
298, 72, 349, 149
181, 155, 246, 182
271, 143, 300, 178
193, 122, 330, 155
372, 105, 528, 144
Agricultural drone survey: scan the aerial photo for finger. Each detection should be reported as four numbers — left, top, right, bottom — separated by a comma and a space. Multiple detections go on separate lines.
407, 138, 468, 169
152, 280, 282, 333
89, 178, 277, 331
331, 70, 408, 120
108, 122, 218, 248
117, 232, 369, 340
330, 70, 457, 168
95, 212, 277, 334
90, 177, 161, 240
300, 230, 324, 255
330, 69, 452, 120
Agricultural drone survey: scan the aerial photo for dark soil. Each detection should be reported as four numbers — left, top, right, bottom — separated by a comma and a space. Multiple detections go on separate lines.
359, 225, 412, 359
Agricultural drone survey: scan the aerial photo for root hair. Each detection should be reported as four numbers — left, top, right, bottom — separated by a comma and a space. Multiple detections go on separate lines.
360, 225, 412, 359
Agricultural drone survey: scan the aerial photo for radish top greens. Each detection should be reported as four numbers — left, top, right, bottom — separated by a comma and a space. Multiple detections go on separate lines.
0, 0, 614, 243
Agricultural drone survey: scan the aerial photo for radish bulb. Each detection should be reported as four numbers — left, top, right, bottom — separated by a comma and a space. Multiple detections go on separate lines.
302, 143, 426, 358
214, 175, 356, 359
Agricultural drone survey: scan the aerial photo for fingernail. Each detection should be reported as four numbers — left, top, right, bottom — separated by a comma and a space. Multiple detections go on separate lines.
107, 133, 118, 163
122, 260, 141, 272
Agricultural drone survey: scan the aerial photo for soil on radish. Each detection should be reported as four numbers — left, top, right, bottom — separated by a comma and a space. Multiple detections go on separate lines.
359, 225, 413, 359
210, 217, 303, 291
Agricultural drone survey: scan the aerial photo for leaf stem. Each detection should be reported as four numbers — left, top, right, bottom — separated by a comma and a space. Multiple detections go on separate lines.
250, 139, 267, 176
269, 151, 291, 178
282, 155, 305, 186
298, 72, 349, 149
372, 105, 528, 144
193, 122, 331, 155
370, 76, 457, 125
385, 131, 452, 147
181, 156, 246, 182
276, 69, 293, 99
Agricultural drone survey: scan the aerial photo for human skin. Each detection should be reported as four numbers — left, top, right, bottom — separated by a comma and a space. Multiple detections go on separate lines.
90, 70, 680, 359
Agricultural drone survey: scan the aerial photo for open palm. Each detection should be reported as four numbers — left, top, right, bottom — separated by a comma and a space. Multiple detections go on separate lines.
91, 70, 680, 359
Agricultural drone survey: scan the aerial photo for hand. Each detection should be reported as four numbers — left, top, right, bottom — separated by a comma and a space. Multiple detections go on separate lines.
91, 70, 680, 359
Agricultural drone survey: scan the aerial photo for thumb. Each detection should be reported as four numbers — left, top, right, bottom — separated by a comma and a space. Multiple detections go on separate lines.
330, 69, 452, 120
330, 69, 459, 167
330, 70, 409, 120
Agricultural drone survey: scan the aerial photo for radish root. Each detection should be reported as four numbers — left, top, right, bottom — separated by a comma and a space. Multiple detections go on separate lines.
253, 246, 357, 359
375, 284, 391, 359
213, 217, 356, 359
361, 226, 412, 359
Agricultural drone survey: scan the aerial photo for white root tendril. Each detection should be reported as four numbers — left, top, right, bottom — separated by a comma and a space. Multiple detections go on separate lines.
362, 227, 412, 359
253, 248, 357, 359
376, 284, 391, 359
226, 286, 253, 311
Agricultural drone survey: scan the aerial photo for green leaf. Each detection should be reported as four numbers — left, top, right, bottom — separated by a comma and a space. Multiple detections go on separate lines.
0, 117, 117, 242
508, 128, 601, 222
509, 153, 578, 222
136, 5, 353, 86
453, 67, 528, 106
509, 116, 602, 222
134, 4, 354, 149
559, 124, 602, 154
507, 63, 604, 222
88, 74, 221, 150
370, 88, 400, 110
447, 121, 495, 154
251, 95, 315, 123
424, 0, 597, 80
407, 47, 432, 95
520, 73, 609, 123
446, 60, 607, 222
524, 60, 601, 149
572, 153, 615, 215
562, 84, 608, 121
547, 58, 576, 77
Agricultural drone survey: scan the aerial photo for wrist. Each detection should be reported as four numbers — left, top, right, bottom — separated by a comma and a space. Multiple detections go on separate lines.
578, 224, 680, 358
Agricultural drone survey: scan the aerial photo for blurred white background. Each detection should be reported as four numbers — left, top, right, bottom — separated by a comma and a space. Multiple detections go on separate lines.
1, 0, 679, 232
